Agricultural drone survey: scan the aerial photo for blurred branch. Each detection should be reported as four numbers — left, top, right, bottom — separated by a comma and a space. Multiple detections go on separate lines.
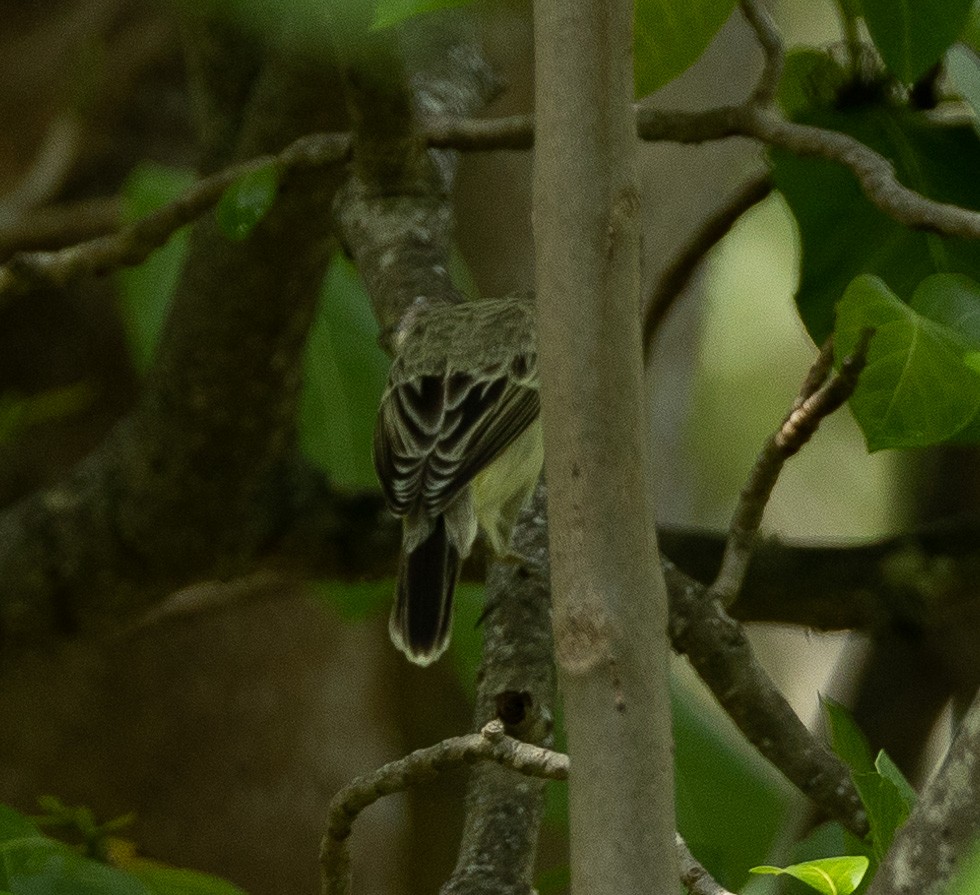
710, 332, 871, 608
641, 173, 772, 360
0, 131, 351, 301
740, 0, 784, 105
0, 197, 120, 262
868, 687, 980, 895
319, 720, 569, 895
0, 114, 81, 225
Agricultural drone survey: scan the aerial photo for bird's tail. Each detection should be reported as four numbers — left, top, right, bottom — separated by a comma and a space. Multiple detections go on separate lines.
390, 515, 459, 666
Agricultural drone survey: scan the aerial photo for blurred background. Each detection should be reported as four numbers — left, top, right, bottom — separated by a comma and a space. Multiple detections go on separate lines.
0, 0, 954, 893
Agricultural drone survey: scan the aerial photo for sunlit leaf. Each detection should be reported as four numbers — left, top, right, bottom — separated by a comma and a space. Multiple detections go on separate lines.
634, 0, 737, 96
751, 856, 869, 895
861, 0, 972, 82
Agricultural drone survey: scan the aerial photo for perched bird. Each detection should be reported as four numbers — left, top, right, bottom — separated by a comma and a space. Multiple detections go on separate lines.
373, 294, 542, 665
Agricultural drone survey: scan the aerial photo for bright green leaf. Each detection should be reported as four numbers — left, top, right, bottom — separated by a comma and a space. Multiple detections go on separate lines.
947, 44, 980, 139
127, 863, 248, 895
834, 275, 980, 450
861, 0, 973, 82
751, 856, 870, 895
822, 696, 876, 775
372, 0, 475, 29
216, 163, 279, 242
875, 751, 917, 811
634, 0, 738, 96
116, 163, 195, 373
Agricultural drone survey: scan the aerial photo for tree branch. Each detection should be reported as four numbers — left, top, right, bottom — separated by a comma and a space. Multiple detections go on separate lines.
641, 173, 773, 359
710, 332, 871, 607
319, 721, 569, 895
868, 687, 980, 895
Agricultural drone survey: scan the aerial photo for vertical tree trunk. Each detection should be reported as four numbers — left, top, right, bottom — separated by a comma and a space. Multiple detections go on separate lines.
532, 2, 677, 893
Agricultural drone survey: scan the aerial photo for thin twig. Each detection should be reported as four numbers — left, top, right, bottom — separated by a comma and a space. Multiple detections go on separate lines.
0, 132, 351, 300
318, 721, 568, 895
677, 835, 737, 895
710, 331, 872, 608
740, 0, 784, 106
642, 173, 773, 361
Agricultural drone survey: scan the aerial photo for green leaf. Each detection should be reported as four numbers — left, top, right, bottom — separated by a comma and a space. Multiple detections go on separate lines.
852, 771, 910, 860
127, 863, 247, 895
674, 679, 791, 891
751, 856, 870, 895
634, 0, 738, 96
772, 53, 980, 344
861, 0, 973, 82
372, 0, 475, 29
834, 275, 980, 450
299, 252, 390, 488
874, 751, 917, 811
821, 696, 875, 775
947, 44, 980, 139
215, 164, 279, 242
116, 163, 196, 373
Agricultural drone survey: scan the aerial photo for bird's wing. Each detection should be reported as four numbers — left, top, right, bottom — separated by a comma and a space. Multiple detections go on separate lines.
373, 365, 539, 518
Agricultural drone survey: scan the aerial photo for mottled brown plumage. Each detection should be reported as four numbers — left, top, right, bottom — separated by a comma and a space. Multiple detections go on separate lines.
373, 295, 540, 665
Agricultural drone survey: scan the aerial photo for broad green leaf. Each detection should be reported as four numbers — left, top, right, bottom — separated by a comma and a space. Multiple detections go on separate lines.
852, 771, 909, 860
116, 163, 195, 373
861, 0, 973, 82
215, 164, 279, 242
751, 856, 870, 895
947, 44, 980, 139
772, 52, 980, 344
874, 751, 917, 811
372, 0, 474, 29
821, 696, 875, 774
299, 252, 390, 488
634, 0, 738, 96
126, 863, 247, 895
834, 275, 980, 450
673, 680, 791, 891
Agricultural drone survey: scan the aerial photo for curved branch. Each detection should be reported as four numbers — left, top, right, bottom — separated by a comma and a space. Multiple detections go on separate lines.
319, 721, 568, 895
641, 173, 772, 360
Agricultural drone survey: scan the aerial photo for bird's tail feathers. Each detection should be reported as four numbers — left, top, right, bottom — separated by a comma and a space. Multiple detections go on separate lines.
390, 515, 460, 666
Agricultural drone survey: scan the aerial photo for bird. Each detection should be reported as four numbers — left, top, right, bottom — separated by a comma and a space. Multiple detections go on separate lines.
372, 294, 542, 665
